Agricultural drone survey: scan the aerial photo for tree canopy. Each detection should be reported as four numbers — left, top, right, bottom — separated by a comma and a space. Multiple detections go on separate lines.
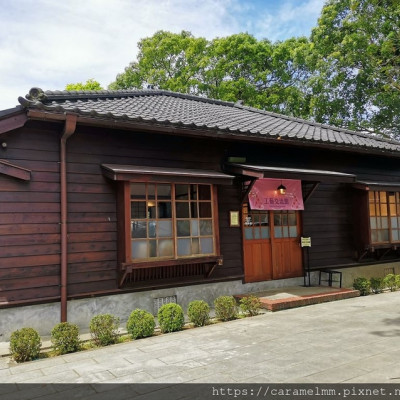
309, 0, 400, 136
109, 31, 312, 120
108, 0, 399, 138
65, 79, 103, 91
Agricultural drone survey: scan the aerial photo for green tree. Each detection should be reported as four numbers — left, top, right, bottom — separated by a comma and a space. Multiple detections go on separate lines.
310, 0, 400, 137
203, 34, 311, 118
109, 30, 207, 93
108, 2, 399, 138
65, 79, 103, 91
109, 31, 311, 118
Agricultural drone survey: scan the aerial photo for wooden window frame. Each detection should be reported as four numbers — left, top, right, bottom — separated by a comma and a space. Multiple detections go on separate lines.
368, 190, 400, 246
117, 180, 220, 267
242, 204, 299, 241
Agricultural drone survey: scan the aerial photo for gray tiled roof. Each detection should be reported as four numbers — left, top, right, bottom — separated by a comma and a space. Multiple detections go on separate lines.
18, 87, 400, 154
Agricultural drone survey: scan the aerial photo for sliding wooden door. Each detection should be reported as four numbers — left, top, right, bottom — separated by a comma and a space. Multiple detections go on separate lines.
271, 210, 303, 279
242, 205, 302, 282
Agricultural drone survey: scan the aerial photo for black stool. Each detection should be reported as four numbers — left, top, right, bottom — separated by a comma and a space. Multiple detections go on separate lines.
319, 269, 342, 288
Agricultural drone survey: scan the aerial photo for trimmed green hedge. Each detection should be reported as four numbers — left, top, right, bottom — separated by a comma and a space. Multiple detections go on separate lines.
126, 309, 155, 339
158, 303, 185, 333
10, 327, 42, 362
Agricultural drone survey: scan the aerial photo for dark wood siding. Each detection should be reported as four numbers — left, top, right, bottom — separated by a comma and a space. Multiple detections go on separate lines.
1, 122, 247, 305
2, 119, 400, 306
0, 124, 61, 303
302, 183, 356, 268
215, 182, 243, 278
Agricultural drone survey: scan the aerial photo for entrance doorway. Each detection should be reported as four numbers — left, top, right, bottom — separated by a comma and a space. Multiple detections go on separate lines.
242, 203, 303, 282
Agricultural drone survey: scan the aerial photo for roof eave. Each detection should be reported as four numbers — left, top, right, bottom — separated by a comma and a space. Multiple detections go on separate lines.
25, 109, 400, 159
0, 108, 28, 135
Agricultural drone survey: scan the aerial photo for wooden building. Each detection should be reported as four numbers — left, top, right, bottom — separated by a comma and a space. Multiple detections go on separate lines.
1, 88, 400, 328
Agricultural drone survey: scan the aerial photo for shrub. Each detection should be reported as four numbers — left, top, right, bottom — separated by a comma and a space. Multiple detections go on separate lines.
370, 277, 384, 294
89, 314, 120, 346
9, 327, 42, 362
187, 300, 210, 327
126, 309, 155, 339
353, 277, 371, 296
157, 303, 185, 333
239, 295, 262, 316
383, 274, 400, 292
51, 322, 80, 355
214, 295, 237, 321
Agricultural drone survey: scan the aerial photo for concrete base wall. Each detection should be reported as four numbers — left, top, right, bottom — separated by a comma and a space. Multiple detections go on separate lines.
3, 262, 399, 341
338, 262, 400, 288
0, 276, 313, 342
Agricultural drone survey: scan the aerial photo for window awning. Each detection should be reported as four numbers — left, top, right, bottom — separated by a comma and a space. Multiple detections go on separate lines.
224, 163, 356, 183
0, 159, 31, 181
354, 181, 400, 192
101, 164, 234, 185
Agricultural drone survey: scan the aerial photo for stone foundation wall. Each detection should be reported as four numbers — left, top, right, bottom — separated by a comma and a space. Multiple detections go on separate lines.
8, 262, 399, 342
338, 262, 400, 288
0, 276, 307, 341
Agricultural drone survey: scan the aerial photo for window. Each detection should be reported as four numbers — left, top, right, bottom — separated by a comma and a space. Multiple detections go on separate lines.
243, 204, 270, 240
130, 183, 216, 261
273, 210, 298, 239
242, 205, 298, 240
369, 191, 400, 244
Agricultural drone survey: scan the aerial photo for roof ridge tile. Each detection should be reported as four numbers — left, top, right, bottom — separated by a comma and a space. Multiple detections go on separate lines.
27, 87, 236, 108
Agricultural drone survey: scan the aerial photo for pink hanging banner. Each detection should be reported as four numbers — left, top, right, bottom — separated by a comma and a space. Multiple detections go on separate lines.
248, 178, 304, 210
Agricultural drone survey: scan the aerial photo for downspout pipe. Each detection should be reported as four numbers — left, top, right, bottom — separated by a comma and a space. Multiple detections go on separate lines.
60, 114, 77, 322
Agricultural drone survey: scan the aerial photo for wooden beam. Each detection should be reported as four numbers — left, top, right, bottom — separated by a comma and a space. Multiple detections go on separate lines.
0, 159, 31, 181
241, 178, 257, 204
353, 183, 370, 191
224, 164, 264, 179
0, 112, 28, 135
303, 182, 320, 204
205, 260, 222, 278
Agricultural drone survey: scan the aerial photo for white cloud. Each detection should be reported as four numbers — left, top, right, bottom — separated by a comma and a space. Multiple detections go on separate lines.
0, 0, 324, 110
254, 0, 325, 41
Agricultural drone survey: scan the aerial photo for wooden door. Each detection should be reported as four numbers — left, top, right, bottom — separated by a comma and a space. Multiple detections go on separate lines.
242, 205, 272, 282
271, 210, 303, 279
242, 205, 303, 282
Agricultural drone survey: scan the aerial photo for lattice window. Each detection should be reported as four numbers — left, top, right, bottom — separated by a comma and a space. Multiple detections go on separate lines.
369, 191, 400, 244
130, 183, 216, 261
389, 193, 400, 242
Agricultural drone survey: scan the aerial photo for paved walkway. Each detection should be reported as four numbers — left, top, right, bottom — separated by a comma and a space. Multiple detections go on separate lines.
2, 291, 400, 385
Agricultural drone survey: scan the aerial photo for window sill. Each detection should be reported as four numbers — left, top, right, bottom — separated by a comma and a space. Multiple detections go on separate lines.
119, 256, 223, 287
122, 255, 222, 269
369, 243, 400, 250
358, 244, 400, 262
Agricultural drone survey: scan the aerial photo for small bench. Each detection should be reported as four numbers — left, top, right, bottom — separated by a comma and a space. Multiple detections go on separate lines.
319, 269, 342, 288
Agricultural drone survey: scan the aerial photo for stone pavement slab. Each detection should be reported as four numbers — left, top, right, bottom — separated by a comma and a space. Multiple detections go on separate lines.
2, 291, 400, 385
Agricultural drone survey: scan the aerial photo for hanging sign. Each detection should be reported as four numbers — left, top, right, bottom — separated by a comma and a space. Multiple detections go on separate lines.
248, 178, 304, 210
301, 237, 312, 247
229, 211, 240, 227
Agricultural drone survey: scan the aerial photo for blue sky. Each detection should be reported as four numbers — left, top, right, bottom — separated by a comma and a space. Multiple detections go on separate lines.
0, 0, 326, 110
